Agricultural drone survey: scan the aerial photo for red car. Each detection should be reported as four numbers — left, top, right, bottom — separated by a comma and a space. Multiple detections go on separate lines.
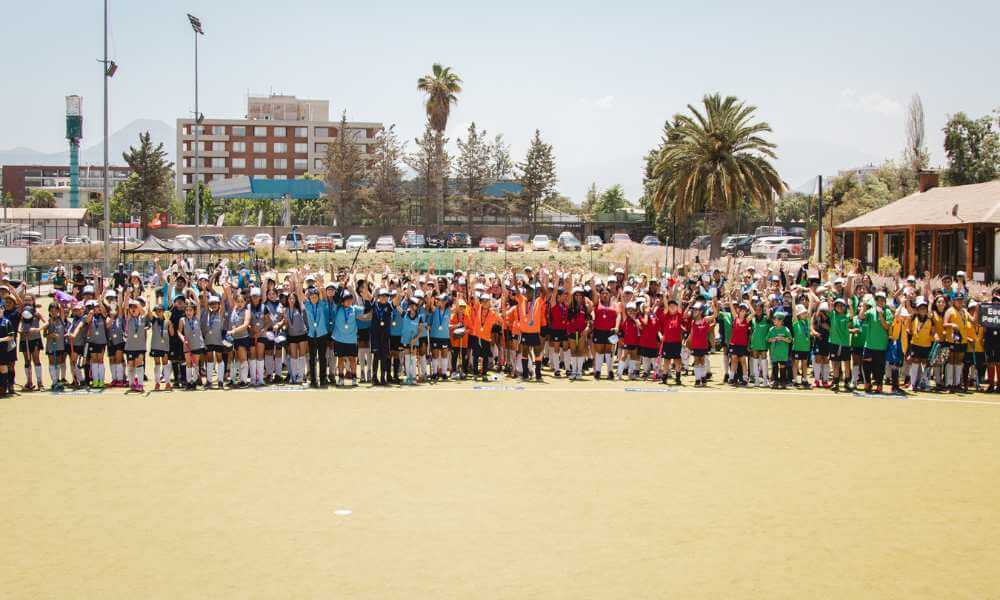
479, 237, 499, 251
504, 234, 524, 252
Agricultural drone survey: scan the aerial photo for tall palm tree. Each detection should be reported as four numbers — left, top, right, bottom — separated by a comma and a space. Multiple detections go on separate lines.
652, 94, 784, 257
417, 63, 462, 229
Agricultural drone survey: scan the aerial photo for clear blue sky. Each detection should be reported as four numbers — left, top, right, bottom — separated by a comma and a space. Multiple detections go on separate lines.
2, 0, 998, 200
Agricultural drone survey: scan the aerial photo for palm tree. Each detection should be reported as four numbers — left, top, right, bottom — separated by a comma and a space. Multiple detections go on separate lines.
651, 94, 783, 257
417, 63, 462, 230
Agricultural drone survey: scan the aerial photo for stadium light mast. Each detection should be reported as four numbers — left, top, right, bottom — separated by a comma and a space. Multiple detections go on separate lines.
188, 13, 205, 242
98, 0, 119, 275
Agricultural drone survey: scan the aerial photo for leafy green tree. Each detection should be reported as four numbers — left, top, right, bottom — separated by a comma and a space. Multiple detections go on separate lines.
364, 125, 406, 226
516, 129, 558, 234
776, 192, 816, 227
26, 189, 56, 208
417, 64, 463, 229
323, 111, 365, 227
405, 123, 450, 228
488, 134, 513, 183
581, 182, 600, 215
119, 131, 174, 236
86, 174, 131, 223
185, 187, 219, 225
650, 94, 783, 257
595, 184, 627, 215
454, 122, 491, 229
942, 111, 1000, 185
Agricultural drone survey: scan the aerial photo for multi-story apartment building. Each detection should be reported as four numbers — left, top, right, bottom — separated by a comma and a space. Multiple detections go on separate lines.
175, 94, 382, 199
1, 164, 132, 207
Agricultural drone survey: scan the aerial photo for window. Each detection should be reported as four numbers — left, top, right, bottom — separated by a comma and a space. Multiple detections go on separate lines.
232, 126, 246, 136
294, 143, 307, 153
253, 158, 267, 169
212, 126, 225, 135
231, 158, 246, 169
253, 142, 266, 153
254, 126, 268, 137
315, 127, 329, 137
294, 127, 307, 138
314, 159, 325, 170
202, 142, 213, 151
274, 158, 288, 169
294, 158, 307, 170
274, 142, 288, 153
211, 158, 226, 168
273, 174, 287, 180
273, 127, 286, 137
231, 141, 246, 152
315, 143, 328, 154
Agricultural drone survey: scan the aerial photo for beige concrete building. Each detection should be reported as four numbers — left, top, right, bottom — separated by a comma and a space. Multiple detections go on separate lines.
175, 94, 382, 199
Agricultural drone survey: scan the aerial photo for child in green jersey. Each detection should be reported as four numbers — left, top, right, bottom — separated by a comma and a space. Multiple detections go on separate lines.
749, 301, 772, 387
791, 305, 813, 388
767, 312, 792, 389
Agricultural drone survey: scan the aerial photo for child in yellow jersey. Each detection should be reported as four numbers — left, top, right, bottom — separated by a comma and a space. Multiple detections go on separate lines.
906, 299, 934, 391
888, 303, 909, 393
965, 301, 986, 391
942, 293, 970, 392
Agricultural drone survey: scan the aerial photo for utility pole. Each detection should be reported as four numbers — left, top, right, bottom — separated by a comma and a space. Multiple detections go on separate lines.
817, 175, 824, 263
102, 0, 111, 275
187, 14, 205, 242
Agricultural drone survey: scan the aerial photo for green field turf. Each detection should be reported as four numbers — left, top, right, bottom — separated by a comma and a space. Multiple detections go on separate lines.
3, 361, 1000, 598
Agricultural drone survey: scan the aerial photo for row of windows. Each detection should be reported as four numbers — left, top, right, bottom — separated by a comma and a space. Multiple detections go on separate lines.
185, 173, 299, 184
185, 141, 337, 154
187, 158, 316, 170
187, 125, 375, 139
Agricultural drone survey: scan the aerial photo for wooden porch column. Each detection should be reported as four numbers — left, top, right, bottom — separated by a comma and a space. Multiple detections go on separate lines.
907, 225, 917, 277
852, 231, 861, 263
877, 229, 885, 266
966, 224, 974, 278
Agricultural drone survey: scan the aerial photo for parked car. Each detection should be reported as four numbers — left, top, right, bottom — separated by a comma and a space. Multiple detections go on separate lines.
640, 235, 661, 246
446, 232, 472, 248
787, 226, 807, 238
328, 233, 344, 249
584, 235, 603, 250
531, 234, 551, 251
230, 234, 249, 246
174, 234, 195, 244
375, 235, 396, 252
345, 234, 369, 251
62, 235, 92, 245
425, 234, 446, 248
401, 231, 425, 248
557, 232, 582, 251
313, 236, 335, 252
722, 234, 754, 257
611, 232, 632, 244
283, 231, 304, 250
754, 225, 787, 238
304, 235, 319, 251
252, 233, 273, 247
750, 236, 805, 260
505, 234, 524, 252
479, 237, 499, 251
689, 235, 711, 250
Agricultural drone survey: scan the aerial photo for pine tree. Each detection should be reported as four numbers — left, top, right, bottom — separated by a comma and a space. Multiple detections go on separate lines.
121, 132, 174, 237
454, 122, 491, 230
405, 123, 449, 229
516, 129, 558, 234
323, 111, 365, 227
364, 125, 406, 226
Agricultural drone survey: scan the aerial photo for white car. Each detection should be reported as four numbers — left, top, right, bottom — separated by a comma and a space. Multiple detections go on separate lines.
611, 233, 631, 244
531, 234, 551, 251
375, 235, 396, 252
62, 235, 92, 245
750, 236, 805, 260
252, 233, 273, 247
345, 234, 369, 250
174, 234, 194, 244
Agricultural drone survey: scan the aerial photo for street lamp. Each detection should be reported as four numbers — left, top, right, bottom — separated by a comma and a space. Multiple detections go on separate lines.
187, 13, 205, 244
99, 0, 119, 275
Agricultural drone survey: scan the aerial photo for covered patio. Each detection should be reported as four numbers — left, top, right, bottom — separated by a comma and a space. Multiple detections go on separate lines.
835, 179, 1000, 282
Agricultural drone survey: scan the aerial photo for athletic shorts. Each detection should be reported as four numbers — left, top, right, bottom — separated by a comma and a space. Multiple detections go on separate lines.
18, 339, 42, 353
288, 334, 307, 344
592, 329, 613, 345
661, 342, 682, 359
333, 341, 358, 357
390, 335, 402, 351
623, 344, 637, 351
189, 347, 205, 355
1, 350, 17, 364
814, 340, 831, 356
907, 345, 931, 360
728, 344, 748, 357
430, 338, 449, 350
549, 329, 567, 343
125, 350, 145, 360
86, 343, 106, 356
830, 344, 851, 361
987, 348, 1000, 363
150, 349, 167, 358
639, 346, 658, 358
862, 348, 886, 362
792, 350, 811, 361
521, 332, 541, 347
110, 343, 125, 355
691, 348, 708, 357
964, 351, 985, 367
232, 337, 252, 349
206, 344, 227, 354
357, 334, 370, 348
850, 347, 864, 358
540, 326, 550, 338
72, 345, 85, 356
45, 349, 64, 359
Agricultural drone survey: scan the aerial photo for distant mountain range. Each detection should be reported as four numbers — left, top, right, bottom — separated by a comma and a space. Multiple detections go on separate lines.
0, 119, 176, 167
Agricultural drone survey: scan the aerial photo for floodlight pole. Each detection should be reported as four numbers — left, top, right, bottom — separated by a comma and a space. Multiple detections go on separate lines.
102, 0, 110, 275
193, 24, 200, 243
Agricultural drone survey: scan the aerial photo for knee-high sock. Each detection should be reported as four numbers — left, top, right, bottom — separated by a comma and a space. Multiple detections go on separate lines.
48, 364, 58, 385
594, 353, 604, 375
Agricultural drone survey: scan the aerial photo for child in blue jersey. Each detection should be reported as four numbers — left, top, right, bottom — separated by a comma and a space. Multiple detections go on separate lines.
428, 294, 452, 381
356, 278, 373, 383
399, 298, 424, 385
331, 287, 372, 387
389, 293, 405, 383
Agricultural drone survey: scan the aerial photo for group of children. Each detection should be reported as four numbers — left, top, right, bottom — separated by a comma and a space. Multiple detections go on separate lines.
1, 257, 996, 396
